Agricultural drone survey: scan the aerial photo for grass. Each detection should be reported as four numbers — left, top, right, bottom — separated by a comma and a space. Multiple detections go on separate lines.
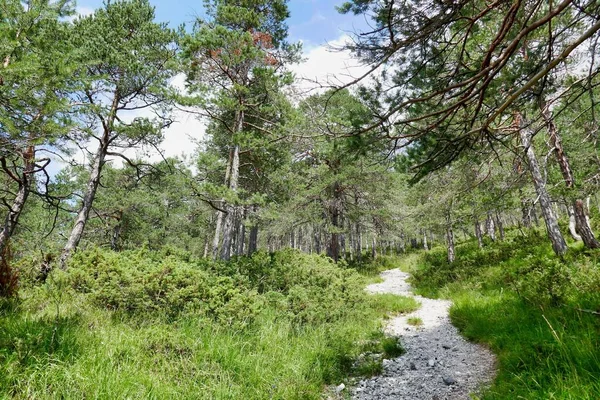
402, 229, 600, 399
406, 317, 423, 326
0, 249, 420, 399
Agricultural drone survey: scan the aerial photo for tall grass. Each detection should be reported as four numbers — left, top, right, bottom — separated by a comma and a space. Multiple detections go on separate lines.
0, 248, 418, 399
404, 230, 600, 399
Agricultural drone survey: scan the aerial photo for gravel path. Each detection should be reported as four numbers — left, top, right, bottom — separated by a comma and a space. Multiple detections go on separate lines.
352, 269, 496, 400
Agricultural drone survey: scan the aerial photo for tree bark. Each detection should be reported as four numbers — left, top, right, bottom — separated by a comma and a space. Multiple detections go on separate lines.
61, 141, 108, 268
520, 193, 532, 228
422, 229, 429, 251
214, 147, 234, 259
110, 210, 123, 251
517, 112, 567, 256
446, 212, 455, 263
220, 142, 240, 261
486, 211, 496, 241
474, 216, 483, 248
495, 211, 505, 241
0, 146, 35, 258
566, 202, 582, 241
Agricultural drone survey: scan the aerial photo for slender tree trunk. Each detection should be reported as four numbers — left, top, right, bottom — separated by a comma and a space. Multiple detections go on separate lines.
247, 225, 258, 255
236, 207, 246, 256
422, 229, 429, 251
566, 201, 582, 241
220, 142, 240, 261
110, 210, 123, 251
520, 193, 532, 228
314, 228, 321, 254
371, 236, 377, 259
474, 216, 483, 248
541, 100, 599, 248
203, 237, 210, 258
517, 112, 567, 256
446, 211, 455, 263
486, 211, 496, 241
0, 146, 35, 258
495, 211, 505, 241
61, 141, 108, 268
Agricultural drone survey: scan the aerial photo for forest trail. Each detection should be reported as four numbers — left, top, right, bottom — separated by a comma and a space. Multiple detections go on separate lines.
353, 269, 496, 400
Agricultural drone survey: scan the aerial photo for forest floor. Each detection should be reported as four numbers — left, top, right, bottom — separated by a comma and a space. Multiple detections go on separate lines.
352, 269, 496, 400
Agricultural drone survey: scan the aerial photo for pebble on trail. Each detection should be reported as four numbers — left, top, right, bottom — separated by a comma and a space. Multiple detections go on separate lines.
352, 269, 496, 400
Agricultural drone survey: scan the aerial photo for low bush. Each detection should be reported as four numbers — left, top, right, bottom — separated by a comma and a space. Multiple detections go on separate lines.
0, 246, 413, 399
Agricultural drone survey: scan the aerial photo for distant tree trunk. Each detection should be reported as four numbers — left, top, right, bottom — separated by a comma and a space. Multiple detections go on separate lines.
203, 237, 210, 258
247, 225, 258, 255
486, 211, 496, 241
370, 236, 376, 259
220, 109, 245, 261
236, 208, 246, 256
495, 211, 505, 241
110, 210, 123, 251
422, 229, 429, 251
474, 216, 483, 248
61, 139, 108, 268
355, 223, 362, 260
220, 138, 241, 261
517, 112, 567, 256
520, 193, 532, 228
313, 228, 321, 254
446, 211, 455, 263
531, 204, 540, 226
0, 146, 35, 258
541, 101, 600, 249
566, 201, 582, 241
212, 149, 233, 259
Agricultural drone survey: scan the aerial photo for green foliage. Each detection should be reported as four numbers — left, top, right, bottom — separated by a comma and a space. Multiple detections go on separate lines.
406, 233, 600, 399
0, 247, 417, 398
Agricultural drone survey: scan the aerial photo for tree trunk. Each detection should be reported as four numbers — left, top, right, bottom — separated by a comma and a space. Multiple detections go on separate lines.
371, 236, 377, 259
517, 112, 567, 256
0, 146, 35, 258
247, 225, 258, 256
566, 202, 582, 241
541, 101, 600, 248
61, 141, 107, 268
422, 229, 429, 251
313, 228, 321, 254
236, 208, 246, 256
520, 193, 532, 228
446, 212, 455, 263
474, 216, 483, 248
486, 211, 496, 241
495, 211, 505, 241
219, 142, 240, 260
110, 210, 123, 251
573, 199, 599, 247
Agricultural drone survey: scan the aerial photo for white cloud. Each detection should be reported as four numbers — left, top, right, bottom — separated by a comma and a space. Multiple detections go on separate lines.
47, 37, 366, 177
290, 35, 370, 97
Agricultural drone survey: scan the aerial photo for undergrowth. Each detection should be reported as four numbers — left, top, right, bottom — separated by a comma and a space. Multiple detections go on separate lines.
405, 229, 600, 399
0, 248, 417, 399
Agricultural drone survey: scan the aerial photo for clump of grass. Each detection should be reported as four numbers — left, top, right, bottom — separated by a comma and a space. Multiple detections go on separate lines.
381, 336, 405, 358
407, 317, 423, 326
368, 293, 420, 316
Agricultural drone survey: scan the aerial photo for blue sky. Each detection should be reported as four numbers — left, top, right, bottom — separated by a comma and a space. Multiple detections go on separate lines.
76, 0, 367, 49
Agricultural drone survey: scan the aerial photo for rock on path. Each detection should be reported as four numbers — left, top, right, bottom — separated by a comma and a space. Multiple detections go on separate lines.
353, 269, 496, 400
